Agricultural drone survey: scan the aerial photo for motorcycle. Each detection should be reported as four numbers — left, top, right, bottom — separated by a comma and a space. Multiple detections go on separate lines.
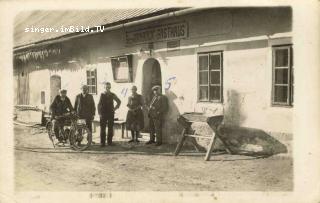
45, 112, 92, 151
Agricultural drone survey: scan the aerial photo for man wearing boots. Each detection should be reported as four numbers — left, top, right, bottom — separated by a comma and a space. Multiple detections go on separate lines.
146, 85, 168, 146
98, 82, 121, 147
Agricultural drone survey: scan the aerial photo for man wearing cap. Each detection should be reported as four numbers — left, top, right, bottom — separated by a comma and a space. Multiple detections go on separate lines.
74, 85, 96, 133
50, 89, 74, 142
98, 82, 121, 146
146, 85, 168, 146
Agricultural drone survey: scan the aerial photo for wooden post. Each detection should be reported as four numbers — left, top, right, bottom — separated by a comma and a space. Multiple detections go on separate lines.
204, 132, 216, 161
174, 128, 187, 156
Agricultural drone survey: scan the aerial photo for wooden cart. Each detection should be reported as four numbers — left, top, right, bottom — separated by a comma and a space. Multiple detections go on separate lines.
174, 113, 229, 161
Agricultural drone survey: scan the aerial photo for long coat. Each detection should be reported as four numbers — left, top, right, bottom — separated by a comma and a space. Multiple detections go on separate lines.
74, 93, 96, 120
126, 94, 144, 131
148, 94, 168, 119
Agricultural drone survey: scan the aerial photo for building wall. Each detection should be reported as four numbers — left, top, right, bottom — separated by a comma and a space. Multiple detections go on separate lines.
14, 7, 293, 143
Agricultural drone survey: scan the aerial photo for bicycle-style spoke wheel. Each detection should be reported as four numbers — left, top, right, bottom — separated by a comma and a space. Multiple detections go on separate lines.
70, 126, 92, 151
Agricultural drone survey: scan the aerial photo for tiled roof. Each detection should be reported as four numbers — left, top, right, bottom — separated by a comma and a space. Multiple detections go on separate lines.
14, 8, 182, 48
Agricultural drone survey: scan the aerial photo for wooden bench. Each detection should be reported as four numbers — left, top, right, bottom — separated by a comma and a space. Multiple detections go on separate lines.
93, 119, 128, 139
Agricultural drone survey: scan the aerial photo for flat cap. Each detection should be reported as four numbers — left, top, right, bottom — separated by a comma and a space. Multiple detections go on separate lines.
152, 85, 161, 91
59, 89, 67, 93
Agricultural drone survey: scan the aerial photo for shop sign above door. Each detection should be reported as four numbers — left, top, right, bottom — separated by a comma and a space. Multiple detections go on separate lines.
126, 22, 188, 45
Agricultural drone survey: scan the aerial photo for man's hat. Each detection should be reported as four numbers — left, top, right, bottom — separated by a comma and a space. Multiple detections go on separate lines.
152, 85, 161, 91
81, 84, 89, 89
59, 89, 67, 93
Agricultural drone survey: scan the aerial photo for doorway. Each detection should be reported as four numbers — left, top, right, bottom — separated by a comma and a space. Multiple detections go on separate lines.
50, 75, 61, 103
141, 58, 162, 131
142, 58, 162, 105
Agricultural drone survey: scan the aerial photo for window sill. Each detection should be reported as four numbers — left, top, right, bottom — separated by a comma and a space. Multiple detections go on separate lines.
114, 79, 132, 83
197, 100, 223, 104
271, 103, 293, 108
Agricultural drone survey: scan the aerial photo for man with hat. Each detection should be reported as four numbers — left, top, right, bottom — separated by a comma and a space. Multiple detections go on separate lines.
98, 82, 121, 146
146, 85, 168, 146
74, 84, 96, 133
50, 89, 74, 141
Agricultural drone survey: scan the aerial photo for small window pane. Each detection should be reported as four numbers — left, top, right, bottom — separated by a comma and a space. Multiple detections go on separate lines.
210, 86, 220, 101
275, 69, 289, 84
199, 55, 208, 71
210, 54, 221, 70
274, 86, 288, 103
199, 71, 209, 85
91, 78, 96, 85
275, 49, 289, 67
92, 86, 96, 94
199, 86, 209, 100
210, 71, 220, 85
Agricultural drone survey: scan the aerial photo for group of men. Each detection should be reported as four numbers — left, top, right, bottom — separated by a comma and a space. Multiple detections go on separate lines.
50, 82, 168, 146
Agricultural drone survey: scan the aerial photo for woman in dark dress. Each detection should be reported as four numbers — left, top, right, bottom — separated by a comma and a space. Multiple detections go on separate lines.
126, 86, 144, 143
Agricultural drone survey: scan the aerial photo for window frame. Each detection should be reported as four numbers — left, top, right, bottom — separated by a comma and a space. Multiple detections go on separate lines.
197, 51, 223, 103
271, 44, 293, 107
86, 69, 97, 95
111, 55, 133, 83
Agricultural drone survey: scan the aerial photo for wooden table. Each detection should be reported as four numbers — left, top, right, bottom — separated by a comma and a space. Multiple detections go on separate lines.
174, 113, 227, 161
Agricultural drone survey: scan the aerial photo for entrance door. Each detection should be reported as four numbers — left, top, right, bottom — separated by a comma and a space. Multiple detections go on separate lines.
17, 68, 29, 105
50, 75, 61, 103
141, 58, 162, 131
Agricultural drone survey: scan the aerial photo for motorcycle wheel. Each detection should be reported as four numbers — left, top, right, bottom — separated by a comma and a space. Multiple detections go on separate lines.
70, 126, 92, 151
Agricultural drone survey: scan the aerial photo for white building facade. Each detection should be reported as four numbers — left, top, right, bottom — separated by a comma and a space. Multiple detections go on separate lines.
14, 7, 293, 143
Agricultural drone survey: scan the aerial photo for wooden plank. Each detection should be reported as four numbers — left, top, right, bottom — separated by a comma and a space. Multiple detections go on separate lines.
185, 134, 212, 139
174, 128, 187, 156
204, 132, 216, 161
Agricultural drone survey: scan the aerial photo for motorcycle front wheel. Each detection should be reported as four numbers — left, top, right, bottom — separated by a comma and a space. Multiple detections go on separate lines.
69, 126, 92, 151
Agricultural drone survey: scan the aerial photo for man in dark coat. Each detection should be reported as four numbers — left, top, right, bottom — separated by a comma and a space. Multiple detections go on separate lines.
74, 84, 96, 133
50, 89, 74, 141
146, 85, 168, 146
98, 82, 121, 146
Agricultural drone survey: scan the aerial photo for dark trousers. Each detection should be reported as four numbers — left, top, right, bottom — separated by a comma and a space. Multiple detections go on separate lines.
52, 118, 65, 141
149, 117, 162, 144
131, 130, 140, 140
100, 115, 114, 145
85, 119, 92, 133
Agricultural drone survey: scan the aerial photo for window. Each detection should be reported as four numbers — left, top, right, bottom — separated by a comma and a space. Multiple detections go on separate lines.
111, 55, 133, 82
86, 69, 97, 94
40, 91, 45, 104
272, 45, 293, 106
198, 52, 223, 102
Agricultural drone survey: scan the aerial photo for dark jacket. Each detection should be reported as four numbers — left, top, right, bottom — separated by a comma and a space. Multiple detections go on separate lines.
148, 94, 168, 119
50, 95, 73, 118
98, 92, 121, 117
74, 93, 96, 119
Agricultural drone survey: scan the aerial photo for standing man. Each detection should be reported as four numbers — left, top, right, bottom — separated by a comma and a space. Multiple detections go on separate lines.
98, 82, 121, 146
146, 85, 168, 146
74, 84, 96, 133
50, 89, 74, 142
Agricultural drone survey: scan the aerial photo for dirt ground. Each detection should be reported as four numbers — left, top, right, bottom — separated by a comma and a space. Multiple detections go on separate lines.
14, 124, 293, 191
